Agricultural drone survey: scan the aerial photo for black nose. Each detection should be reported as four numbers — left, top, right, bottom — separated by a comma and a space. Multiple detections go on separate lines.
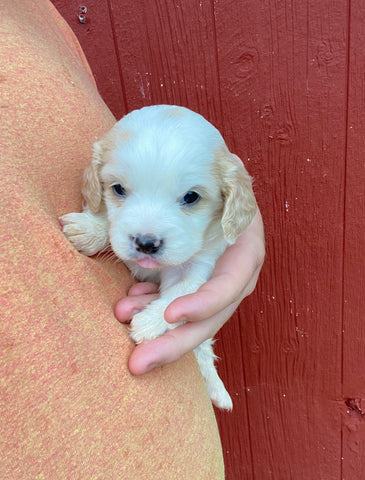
134, 234, 163, 255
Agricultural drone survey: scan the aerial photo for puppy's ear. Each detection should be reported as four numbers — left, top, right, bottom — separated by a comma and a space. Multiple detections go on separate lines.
215, 148, 257, 244
81, 141, 104, 214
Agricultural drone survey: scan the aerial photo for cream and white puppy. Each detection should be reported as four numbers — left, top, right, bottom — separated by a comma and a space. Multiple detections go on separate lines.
60, 105, 257, 410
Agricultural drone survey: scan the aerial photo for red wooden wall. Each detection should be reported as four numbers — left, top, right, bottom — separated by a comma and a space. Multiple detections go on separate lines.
51, 1, 365, 478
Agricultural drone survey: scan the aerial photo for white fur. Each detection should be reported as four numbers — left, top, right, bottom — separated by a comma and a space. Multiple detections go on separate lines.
61, 105, 257, 410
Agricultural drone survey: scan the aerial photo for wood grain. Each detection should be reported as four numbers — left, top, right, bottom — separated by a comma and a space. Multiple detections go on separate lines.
51, 1, 365, 478
52, 0, 127, 119
342, 0, 365, 476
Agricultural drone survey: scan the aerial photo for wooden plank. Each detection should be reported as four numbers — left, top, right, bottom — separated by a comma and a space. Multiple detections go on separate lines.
52, 0, 127, 119
213, 0, 347, 477
107, 0, 223, 126
342, 0, 365, 476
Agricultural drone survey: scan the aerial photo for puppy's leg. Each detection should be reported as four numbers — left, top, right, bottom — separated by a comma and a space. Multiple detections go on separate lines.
130, 260, 214, 343
60, 207, 109, 256
129, 278, 194, 343
194, 339, 233, 411
130, 258, 233, 410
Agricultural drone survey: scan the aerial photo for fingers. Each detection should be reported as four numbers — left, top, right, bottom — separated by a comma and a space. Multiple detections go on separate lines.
164, 275, 241, 324
114, 283, 159, 323
114, 294, 159, 323
128, 282, 159, 296
127, 326, 196, 375
127, 307, 234, 375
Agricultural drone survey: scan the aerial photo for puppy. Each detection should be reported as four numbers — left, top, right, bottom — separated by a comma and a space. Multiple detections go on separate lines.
60, 105, 257, 410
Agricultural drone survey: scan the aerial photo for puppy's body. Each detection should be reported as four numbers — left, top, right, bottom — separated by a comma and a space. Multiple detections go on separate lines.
61, 105, 257, 410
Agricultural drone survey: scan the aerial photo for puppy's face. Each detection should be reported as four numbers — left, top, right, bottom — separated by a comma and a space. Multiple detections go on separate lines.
83, 106, 256, 269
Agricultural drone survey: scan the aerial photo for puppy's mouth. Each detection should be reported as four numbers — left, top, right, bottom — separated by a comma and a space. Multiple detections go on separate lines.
135, 256, 162, 269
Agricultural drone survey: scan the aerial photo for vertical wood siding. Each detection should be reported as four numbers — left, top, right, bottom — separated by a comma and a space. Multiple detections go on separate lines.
342, 1, 365, 476
51, 1, 365, 478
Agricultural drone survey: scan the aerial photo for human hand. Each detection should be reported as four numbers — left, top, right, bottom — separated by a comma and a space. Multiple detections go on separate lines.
114, 209, 265, 375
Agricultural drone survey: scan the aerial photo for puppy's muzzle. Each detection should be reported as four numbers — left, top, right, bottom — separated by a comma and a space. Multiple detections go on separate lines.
132, 234, 163, 255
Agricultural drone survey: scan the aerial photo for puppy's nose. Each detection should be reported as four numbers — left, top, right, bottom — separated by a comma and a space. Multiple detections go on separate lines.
134, 234, 163, 255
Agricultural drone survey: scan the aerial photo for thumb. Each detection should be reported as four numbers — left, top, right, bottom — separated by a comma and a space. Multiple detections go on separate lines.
164, 273, 241, 324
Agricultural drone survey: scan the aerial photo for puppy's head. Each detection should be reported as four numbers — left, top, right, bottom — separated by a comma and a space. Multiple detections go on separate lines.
82, 105, 257, 269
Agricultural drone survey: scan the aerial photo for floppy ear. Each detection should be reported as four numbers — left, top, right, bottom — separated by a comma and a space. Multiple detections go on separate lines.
81, 141, 104, 214
215, 147, 257, 244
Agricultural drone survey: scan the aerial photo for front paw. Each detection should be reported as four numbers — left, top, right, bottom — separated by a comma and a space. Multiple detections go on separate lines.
60, 212, 108, 256
130, 305, 170, 343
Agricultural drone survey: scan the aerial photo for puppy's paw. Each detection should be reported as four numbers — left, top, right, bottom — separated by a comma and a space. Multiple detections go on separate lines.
60, 212, 108, 256
130, 305, 170, 343
208, 380, 233, 411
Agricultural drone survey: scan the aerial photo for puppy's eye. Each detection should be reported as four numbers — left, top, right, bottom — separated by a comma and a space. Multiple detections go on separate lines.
181, 191, 201, 206
112, 184, 127, 198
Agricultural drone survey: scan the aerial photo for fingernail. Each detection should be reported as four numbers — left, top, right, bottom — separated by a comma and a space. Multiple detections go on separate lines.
178, 316, 188, 323
146, 363, 160, 372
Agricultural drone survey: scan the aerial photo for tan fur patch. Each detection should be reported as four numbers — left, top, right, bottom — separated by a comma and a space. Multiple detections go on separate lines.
212, 146, 257, 243
104, 187, 125, 208
99, 128, 133, 155
165, 107, 186, 118
81, 127, 133, 213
